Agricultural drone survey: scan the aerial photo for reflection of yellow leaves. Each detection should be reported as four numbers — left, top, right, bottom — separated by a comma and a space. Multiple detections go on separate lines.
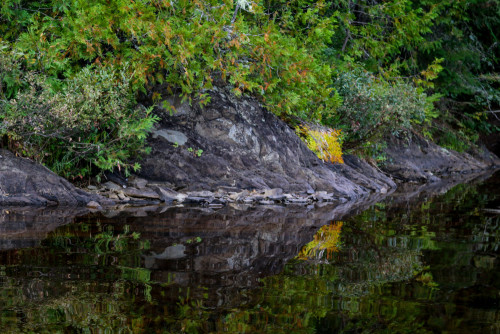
298, 222, 343, 260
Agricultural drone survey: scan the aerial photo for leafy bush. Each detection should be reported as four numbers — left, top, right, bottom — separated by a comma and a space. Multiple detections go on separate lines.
297, 125, 344, 164
330, 69, 433, 148
0, 59, 158, 179
0, 0, 342, 179
1, 0, 340, 122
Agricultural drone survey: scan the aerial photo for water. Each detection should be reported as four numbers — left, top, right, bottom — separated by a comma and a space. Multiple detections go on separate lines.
0, 172, 499, 333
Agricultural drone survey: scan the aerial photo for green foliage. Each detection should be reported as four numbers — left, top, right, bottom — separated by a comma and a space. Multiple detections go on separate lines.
330, 68, 432, 148
1, 0, 340, 119
0, 55, 158, 178
437, 129, 470, 153
0, 0, 498, 178
0, 0, 345, 178
330, 0, 441, 74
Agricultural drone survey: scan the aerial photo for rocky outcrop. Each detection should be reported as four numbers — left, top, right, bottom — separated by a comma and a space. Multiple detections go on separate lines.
138, 88, 396, 198
381, 134, 499, 183
0, 149, 99, 206
0, 87, 497, 207
138, 87, 498, 197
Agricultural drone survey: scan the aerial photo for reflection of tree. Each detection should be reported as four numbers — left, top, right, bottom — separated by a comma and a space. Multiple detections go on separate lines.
0, 176, 498, 333
0, 222, 155, 333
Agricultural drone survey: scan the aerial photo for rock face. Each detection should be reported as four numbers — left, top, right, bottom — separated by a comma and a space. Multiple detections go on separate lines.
0, 149, 97, 206
381, 134, 500, 183
0, 88, 497, 207
139, 88, 395, 198
139, 88, 498, 194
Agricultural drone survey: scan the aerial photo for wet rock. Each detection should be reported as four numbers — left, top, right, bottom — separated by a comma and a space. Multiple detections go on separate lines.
286, 197, 309, 204
122, 187, 160, 200
242, 198, 254, 204
152, 186, 187, 203
211, 198, 227, 205
268, 195, 287, 202
184, 196, 210, 204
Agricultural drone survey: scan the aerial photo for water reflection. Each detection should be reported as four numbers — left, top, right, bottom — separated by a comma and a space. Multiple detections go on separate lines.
0, 171, 498, 333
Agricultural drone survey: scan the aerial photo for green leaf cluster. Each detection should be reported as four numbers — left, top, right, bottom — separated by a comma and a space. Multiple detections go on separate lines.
0, 47, 158, 179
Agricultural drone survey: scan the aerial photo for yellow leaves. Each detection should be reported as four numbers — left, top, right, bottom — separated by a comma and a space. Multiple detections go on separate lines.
297, 125, 344, 164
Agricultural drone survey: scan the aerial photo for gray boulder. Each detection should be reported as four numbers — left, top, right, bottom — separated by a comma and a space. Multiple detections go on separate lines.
0, 149, 99, 206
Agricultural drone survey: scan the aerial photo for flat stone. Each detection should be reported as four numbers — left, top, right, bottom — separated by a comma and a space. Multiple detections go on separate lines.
152, 129, 188, 146
259, 200, 274, 205
184, 196, 209, 204
286, 198, 309, 204
248, 195, 265, 201
187, 190, 214, 198
268, 195, 287, 202
229, 190, 249, 201
211, 198, 227, 205
103, 181, 123, 191
122, 187, 160, 199
151, 186, 184, 203
86, 201, 101, 209
217, 186, 241, 193
263, 188, 283, 197
108, 193, 119, 200
129, 177, 148, 189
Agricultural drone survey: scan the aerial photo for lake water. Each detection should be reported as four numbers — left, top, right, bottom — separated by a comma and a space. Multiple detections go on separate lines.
0, 172, 499, 333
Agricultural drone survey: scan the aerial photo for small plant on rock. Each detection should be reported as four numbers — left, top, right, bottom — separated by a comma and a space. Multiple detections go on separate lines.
296, 125, 344, 164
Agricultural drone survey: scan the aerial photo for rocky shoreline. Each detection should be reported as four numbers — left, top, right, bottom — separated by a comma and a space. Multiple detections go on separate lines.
1, 88, 499, 209
83, 177, 363, 210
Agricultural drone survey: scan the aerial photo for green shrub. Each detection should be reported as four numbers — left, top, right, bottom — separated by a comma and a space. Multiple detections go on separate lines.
0, 61, 158, 179
330, 69, 433, 148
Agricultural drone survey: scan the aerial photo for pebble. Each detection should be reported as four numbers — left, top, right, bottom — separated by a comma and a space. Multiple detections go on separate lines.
86, 201, 101, 209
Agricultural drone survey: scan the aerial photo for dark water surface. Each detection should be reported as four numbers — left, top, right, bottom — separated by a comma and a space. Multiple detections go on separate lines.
0, 172, 499, 333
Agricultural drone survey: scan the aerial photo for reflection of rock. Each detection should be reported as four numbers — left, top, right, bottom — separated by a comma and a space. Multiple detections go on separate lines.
385, 169, 497, 205
143, 244, 186, 268
0, 207, 88, 250
93, 196, 387, 290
